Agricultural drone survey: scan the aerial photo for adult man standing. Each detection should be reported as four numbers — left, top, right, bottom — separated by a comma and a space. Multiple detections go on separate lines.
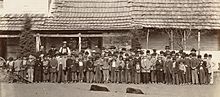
59, 41, 71, 56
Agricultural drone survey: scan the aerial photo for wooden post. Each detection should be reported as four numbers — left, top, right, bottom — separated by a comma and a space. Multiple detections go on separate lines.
183, 31, 187, 50
36, 33, 40, 52
198, 31, 201, 55
170, 30, 174, 50
146, 29, 150, 49
78, 33, 82, 52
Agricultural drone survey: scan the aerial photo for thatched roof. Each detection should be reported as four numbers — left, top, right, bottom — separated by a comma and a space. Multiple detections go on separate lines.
0, 0, 220, 31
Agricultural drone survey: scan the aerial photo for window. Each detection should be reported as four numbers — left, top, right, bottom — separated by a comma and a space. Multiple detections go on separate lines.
0, 0, 3, 9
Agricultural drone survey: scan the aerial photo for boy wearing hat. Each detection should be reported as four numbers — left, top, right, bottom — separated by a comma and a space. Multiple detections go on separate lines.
191, 53, 199, 84
184, 54, 192, 84
50, 56, 58, 83
85, 57, 94, 83
150, 54, 157, 83
155, 56, 164, 83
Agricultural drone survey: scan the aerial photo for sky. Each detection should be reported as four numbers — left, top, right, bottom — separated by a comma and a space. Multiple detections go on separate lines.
1, 0, 49, 14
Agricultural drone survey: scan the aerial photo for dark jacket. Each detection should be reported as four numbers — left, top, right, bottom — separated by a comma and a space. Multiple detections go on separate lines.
155, 60, 164, 70
85, 60, 94, 71
66, 58, 73, 71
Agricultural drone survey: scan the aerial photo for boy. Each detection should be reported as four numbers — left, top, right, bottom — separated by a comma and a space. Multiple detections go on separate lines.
135, 62, 141, 84
94, 56, 102, 83
50, 56, 58, 83
66, 55, 73, 83
27, 55, 35, 83
155, 56, 164, 83
78, 58, 84, 82
86, 57, 94, 83
164, 56, 173, 84
71, 56, 78, 82
19, 57, 28, 79
34, 57, 43, 83
179, 60, 186, 84
6, 57, 15, 83
150, 54, 157, 83
102, 57, 110, 83
184, 54, 192, 84
125, 58, 132, 83
191, 53, 199, 84
118, 56, 125, 83
42, 56, 50, 82
110, 55, 117, 83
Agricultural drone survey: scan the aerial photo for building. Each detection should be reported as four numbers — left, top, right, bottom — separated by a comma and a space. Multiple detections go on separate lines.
0, 0, 220, 59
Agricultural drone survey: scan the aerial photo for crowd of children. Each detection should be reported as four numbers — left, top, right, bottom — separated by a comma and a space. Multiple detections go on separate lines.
2, 42, 216, 85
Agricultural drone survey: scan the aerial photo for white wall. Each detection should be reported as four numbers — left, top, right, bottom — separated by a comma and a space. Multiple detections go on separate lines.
3, 0, 49, 14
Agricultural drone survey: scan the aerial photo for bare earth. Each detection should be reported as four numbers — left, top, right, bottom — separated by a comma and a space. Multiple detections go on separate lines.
1, 69, 220, 97
1, 81, 220, 97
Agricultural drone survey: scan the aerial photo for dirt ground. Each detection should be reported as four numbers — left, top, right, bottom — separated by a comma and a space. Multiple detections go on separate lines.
1, 69, 220, 97
1, 81, 220, 97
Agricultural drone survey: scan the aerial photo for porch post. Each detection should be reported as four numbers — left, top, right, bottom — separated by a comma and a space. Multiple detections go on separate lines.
198, 31, 201, 55
146, 29, 150, 49
183, 30, 187, 50
170, 30, 174, 50
36, 33, 40, 52
78, 33, 82, 52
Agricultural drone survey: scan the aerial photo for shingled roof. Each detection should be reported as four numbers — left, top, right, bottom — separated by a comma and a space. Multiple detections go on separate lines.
0, 0, 220, 31
131, 0, 220, 29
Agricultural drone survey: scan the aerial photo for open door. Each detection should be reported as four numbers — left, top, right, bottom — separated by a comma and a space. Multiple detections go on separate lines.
0, 39, 7, 59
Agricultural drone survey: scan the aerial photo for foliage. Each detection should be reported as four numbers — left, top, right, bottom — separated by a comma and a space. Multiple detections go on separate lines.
18, 14, 36, 57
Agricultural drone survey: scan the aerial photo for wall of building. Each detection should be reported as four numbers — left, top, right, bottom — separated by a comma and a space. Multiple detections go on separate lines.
5, 38, 19, 59
139, 31, 219, 51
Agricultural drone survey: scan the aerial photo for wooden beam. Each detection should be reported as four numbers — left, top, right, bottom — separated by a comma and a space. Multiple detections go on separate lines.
198, 31, 201, 55
0, 34, 130, 38
146, 29, 150, 49
36, 33, 40, 52
78, 33, 82, 52
0, 35, 19, 38
39, 34, 129, 37
170, 30, 174, 50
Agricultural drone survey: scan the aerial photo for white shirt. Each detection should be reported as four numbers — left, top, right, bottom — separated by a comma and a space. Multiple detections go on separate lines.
79, 61, 83, 67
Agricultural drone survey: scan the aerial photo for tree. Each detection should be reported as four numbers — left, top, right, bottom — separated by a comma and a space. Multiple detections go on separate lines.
19, 14, 36, 57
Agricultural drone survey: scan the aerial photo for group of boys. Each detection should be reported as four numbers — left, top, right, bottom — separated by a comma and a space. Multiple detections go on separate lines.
4, 43, 215, 85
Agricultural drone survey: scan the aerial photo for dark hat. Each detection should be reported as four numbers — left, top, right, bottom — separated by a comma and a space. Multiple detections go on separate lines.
146, 50, 150, 54
185, 54, 189, 57
121, 48, 126, 51
208, 54, 212, 58
85, 51, 89, 55
159, 51, 164, 54
204, 53, 208, 57
179, 50, 183, 53
197, 55, 202, 58
151, 53, 157, 56
191, 48, 197, 52
171, 51, 175, 54
165, 46, 170, 49
153, 49, 157, 52
125, 53, 129, 56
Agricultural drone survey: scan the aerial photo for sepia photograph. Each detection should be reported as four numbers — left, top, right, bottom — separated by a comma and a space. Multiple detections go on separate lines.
0, 0, 220, 97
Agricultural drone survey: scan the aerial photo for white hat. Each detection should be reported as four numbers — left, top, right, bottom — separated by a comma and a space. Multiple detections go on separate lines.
63, 41, 67, 44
